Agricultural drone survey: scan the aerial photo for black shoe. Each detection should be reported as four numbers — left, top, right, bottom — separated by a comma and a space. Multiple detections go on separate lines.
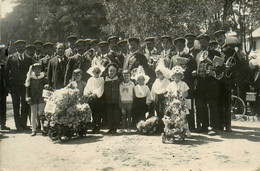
16, 127, 23, 132
194, 127, 208, 133
1, 126, 11, 130
23, 126, 31, 130
226, 126, 232, 132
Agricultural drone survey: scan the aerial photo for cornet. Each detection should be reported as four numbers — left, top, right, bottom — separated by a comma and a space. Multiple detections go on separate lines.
225, 51, 237, 78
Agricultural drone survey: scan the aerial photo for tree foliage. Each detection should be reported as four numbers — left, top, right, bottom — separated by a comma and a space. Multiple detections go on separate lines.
1, 0, 107, 44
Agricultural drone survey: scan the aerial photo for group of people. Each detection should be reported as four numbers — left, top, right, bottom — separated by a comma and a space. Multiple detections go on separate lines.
0, 30, 245, 137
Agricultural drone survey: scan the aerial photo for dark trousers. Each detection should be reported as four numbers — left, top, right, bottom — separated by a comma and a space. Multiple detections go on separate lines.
195, 77, 219, 129
218, 81, 231, 128
186, 90, 195, 130
133, 97, 147, 125
155, 94, 165, 132
89, 97, 103, 129
0, 91, 7, 127
10, 86, 30, 129
106, 104, 121, 131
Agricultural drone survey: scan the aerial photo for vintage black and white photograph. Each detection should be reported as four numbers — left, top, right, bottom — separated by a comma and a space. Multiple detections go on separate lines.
0, 0, 260, 170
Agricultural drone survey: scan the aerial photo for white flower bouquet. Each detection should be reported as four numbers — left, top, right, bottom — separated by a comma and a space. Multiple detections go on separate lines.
44, 88, 92, 141
162, 90, 187, 143
136, 116, 159, 135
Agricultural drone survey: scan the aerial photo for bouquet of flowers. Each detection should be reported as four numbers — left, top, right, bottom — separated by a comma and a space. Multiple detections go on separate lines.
162, 90, 187, 143
136, 116, 159, 135
44, 87, 92, 141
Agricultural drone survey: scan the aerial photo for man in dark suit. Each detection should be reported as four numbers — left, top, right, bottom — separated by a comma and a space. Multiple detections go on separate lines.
194, 34, 221, 136
64, 39, 91, 85
47, 43, 67, 89
214, 30, 239, 132
5, 40, 33, 131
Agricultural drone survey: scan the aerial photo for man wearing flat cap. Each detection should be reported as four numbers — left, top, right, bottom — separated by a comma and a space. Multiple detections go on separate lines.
40, 42, 54, 74
33, 40, 44, 63
65, 35, 77, 58
144, 37, 159, 68
171, 37, 197, 130
160, 35, 176, 68
6, 40, 33, 131
184, 33, 200, 58
194, 34, 222, 135
107, 36, 124, 68
117, 40, 128, 56
214, 29, 239, 132
25, 44, 36, 59
124, 37, 148, 72
65, 39, 91, 85
86, 39, 100, 61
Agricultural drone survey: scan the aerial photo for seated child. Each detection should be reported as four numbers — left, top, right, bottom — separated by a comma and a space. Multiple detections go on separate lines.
119, 70, 135, 132
66, 69, 86, 97
25, 63, 47, 136
104, 63, 121, 134
84, 60, 105, 133
166, 66, 191, 137
151, 59, 171, 132
132, 66, 152, 125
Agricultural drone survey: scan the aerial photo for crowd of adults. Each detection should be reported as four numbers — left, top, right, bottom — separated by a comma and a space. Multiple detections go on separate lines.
0, 29, 259, 136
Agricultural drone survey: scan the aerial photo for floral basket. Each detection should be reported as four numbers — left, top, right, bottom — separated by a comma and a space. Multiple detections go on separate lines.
136, 116, 159, 135
162, 90, 187, 143
44, 88, 92, 141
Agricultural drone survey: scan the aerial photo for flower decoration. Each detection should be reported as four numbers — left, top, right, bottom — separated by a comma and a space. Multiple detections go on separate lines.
162, 89, 188, 143
44, 87, 92, 141
136, 116, 159, 134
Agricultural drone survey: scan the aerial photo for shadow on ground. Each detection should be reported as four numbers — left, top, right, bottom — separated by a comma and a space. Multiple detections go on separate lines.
220, 126, 260, 142
59, 135, 104, 145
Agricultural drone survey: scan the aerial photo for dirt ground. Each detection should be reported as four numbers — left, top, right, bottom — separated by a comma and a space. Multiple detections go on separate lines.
1, 96, 260, 171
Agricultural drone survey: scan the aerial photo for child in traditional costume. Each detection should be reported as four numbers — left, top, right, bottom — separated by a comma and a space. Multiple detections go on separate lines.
104, 63, 121, 134
163, 66, 191, 142
84, 59, 105, 133
132, 66, 152, 125
119, 70, 135, 132
25, 63, 47, 136
151, 59, 171, 132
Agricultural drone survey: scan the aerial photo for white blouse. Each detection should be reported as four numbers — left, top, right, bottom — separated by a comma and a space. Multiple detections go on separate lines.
151, 78, 171, 101
166, 81, 189, 94
134, 84, 151, 104
84, 77, 104, 98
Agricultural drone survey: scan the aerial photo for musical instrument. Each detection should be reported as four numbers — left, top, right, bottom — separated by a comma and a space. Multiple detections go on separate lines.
204, 57, 224, 80
225, 51, 237, 78
147, 55, 160, 67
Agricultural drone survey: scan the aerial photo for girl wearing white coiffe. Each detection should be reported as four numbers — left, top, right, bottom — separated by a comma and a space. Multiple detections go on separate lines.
83, 58, 105, 134
25, 63, 47, 136
132, 66, 152, 125
151, 59, 171, 132
166, 65, 191, 137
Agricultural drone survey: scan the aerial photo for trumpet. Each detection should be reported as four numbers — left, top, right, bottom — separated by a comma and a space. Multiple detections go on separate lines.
225, 51, 237, 78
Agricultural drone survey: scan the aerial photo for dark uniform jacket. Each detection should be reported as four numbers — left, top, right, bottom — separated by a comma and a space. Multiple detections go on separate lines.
47, 55, 67, 89
64, 53, 91, 85
5, 52, 33, 90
